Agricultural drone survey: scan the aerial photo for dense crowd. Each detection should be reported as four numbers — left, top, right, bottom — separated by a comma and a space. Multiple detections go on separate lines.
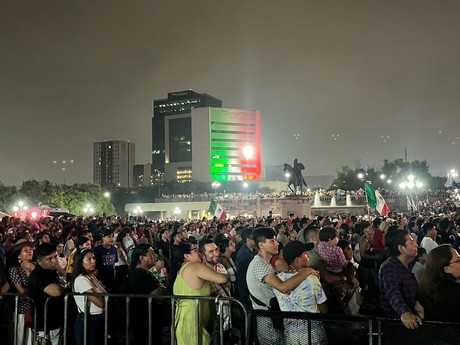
159, 188, 455, 203
1, 195, 460, 345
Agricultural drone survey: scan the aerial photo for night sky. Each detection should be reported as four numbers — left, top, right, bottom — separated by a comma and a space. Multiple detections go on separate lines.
1, 1, 460, 186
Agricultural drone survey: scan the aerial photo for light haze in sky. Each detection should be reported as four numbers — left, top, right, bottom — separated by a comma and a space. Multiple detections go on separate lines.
1, 1, 459, 186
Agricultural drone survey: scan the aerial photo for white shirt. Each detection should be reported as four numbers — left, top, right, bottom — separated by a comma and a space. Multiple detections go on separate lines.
421, 236, 438, 254
73, 274, 106, 314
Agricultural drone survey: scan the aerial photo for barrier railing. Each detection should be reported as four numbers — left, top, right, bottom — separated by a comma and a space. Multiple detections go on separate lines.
0, 292, 249, 345
3, 291, 460, 345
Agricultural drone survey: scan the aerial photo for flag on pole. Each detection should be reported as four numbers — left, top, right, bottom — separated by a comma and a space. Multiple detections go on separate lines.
208, 199, 226, 221
364, 182, 390, 216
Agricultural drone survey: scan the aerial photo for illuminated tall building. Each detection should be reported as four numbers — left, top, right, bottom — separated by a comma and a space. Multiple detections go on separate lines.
160, 107, 262, 182
152, 90, 261, 183
93, 140, 135, 189
152, 90, 222, 174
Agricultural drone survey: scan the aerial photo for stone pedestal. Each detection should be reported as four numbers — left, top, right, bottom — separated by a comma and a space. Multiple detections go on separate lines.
279, 195, 312, 218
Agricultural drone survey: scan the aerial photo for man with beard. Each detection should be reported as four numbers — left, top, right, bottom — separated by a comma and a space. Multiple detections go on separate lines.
199, 239, 232, 344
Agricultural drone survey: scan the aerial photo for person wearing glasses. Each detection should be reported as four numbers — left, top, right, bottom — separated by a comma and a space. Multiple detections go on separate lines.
419, 244, 460, 322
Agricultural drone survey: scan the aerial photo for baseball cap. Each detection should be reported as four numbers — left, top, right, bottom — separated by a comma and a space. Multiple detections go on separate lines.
283, 240, 314, 265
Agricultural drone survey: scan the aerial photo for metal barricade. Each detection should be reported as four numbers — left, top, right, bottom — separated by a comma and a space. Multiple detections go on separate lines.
250, 309, 373, 345
3, 290, 460, 345
51, 293, 249, 345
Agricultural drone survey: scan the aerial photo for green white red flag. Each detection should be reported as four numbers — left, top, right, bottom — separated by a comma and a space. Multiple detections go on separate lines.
364, 182, 390, 216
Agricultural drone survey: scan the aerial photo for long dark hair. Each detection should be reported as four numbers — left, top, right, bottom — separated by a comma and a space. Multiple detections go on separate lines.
168, 243, 193, 293
71, 248, 94, 284
419, 244, 453, 302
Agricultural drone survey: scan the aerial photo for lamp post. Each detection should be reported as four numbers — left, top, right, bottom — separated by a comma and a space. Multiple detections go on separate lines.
12, 201, 28, 217
83, 203, 94, 216
399, 175, 423, 214
211, 182, 221, 195
173, 207, 181, 220
53, 159, 74, 184
447, 168, 458, 187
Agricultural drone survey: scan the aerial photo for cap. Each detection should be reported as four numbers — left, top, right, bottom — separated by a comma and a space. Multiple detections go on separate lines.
283, 240, 314, 265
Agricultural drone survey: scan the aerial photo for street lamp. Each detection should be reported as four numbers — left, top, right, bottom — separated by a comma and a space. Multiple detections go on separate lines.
12, 201, 28, 214
357, 172, 365, 180
103, 192, 111, 198
173, 207, 181, 220
133, 206, 143, 216
380, 174, 386, 180
83, 203, 94, 215
399, 175, 423, 214
242, 182, 249, 189
211, 182, 221, 195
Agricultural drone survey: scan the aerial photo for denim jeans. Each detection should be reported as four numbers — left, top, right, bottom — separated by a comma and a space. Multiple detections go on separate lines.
74, 313, 103, 345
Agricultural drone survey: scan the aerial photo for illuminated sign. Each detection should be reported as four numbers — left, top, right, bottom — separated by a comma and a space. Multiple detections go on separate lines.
209, 108, 262, 181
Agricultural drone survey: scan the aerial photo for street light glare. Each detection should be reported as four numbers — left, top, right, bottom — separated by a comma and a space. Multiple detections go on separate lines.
357, 173, 364, 180
407, 175, 415, 182
380, 174, 386, 180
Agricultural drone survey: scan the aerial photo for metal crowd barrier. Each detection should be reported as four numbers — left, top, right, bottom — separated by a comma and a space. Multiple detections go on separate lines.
0, 292, 249, 345
3, 291, 460, 345
249, 309, 460, 345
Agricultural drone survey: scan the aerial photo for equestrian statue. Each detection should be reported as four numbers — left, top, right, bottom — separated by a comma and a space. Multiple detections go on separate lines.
284, 158, 308, 194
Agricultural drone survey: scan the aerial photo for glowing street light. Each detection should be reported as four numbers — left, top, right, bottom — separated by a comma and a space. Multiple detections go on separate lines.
133, 206, 143, 215
173, 207, 181, 220
380, 174, 386, 180
357, 172, 365, 180
211, 181, 221, 194
83, 203, 94, 215
399, 176, 423, 191
243, 182, 249, 188
103, 192, 111, 198
12, 201, 28, 213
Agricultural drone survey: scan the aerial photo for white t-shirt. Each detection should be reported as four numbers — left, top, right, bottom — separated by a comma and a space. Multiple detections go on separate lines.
421, 236, 438, 254
73, 274, 106, 315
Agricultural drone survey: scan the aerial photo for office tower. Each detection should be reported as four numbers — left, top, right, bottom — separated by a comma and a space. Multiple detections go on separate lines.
152, 90, 222, 174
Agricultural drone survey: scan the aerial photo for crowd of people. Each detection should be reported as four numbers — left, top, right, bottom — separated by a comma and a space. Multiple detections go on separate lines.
1, 197, 460, 344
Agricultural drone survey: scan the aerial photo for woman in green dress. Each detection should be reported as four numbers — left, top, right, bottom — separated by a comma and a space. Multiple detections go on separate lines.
172, 243, 228, 345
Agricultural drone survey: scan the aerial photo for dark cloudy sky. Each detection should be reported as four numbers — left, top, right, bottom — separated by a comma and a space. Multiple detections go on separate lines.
1, 1, 460, 186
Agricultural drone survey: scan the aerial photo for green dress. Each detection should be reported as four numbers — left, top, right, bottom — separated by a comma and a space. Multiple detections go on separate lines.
173, 262, 212, 345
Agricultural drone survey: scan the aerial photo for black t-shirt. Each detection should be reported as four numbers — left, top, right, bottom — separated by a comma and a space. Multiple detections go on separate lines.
156, 239, 171, 260
27, 265, 64, 331
127, 268, 162, 341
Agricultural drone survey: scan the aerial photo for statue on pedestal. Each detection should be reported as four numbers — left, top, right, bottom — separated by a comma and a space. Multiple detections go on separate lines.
284, 158, 308, 194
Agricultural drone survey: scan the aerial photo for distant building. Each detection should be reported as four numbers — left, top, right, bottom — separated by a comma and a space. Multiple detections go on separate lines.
94, 140, 135, 189
152, 90, 222, 174
133, 163, 152, 187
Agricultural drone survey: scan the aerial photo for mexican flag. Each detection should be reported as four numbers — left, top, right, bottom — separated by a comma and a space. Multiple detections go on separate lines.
208, 199, 226, 221
364, 182, 390, 216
